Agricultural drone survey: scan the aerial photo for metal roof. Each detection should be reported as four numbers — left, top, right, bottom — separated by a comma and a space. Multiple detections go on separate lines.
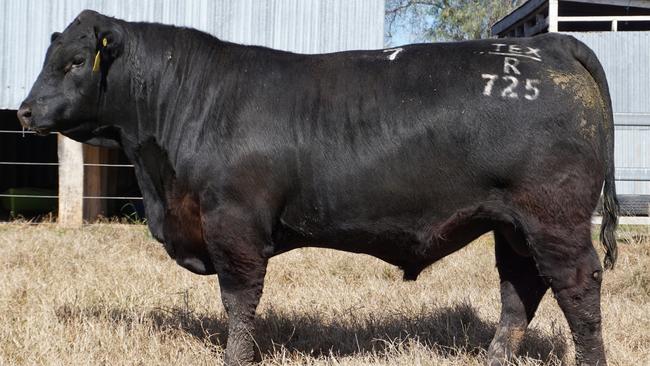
492, 0, 547, 36
0, 0, 385, 109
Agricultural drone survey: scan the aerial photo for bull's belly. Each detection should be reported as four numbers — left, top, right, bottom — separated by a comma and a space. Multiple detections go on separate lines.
273, 206, 496, 280
152, 188, 505, 279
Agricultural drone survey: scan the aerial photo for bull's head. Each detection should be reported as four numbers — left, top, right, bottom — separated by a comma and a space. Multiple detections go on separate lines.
17, 10, 124, 147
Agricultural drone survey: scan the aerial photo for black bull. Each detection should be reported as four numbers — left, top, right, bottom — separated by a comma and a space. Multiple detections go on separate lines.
18, 10, 619, 366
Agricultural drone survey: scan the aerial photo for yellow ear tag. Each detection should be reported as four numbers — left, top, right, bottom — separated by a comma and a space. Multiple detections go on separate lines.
92, 39, 108, 73
92, 51, 101, 72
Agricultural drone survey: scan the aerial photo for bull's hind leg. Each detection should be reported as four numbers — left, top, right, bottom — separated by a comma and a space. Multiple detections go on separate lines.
203, 206, 269, 366
487, 228, 549, 366
529, 224, 606, 366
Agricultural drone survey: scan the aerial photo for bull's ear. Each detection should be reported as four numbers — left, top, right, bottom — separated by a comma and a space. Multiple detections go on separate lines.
50, 32, 61, 43
94, 26, 124, 61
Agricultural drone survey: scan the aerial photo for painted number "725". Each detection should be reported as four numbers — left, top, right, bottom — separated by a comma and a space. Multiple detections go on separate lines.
481, 74, 540, 101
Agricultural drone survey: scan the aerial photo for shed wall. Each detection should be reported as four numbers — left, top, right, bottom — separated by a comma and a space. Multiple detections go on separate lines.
0, 0, 385, 109
564, 31, 650, 195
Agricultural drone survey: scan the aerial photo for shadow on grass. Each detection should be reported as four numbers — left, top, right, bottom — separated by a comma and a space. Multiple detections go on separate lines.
55, 301, 566, 363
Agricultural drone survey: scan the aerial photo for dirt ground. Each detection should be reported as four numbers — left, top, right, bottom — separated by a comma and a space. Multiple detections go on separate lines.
0, 222, 648, 365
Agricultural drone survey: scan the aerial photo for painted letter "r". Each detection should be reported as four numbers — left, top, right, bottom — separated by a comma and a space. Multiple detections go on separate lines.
503, 57, 521, 75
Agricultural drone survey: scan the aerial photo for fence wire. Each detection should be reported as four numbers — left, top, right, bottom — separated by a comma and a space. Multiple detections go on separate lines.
0, 139, 141, 206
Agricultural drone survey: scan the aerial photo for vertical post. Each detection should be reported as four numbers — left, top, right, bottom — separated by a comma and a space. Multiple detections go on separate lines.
548, 0, 559, 32
83, 145, 106, 221
611, 20, 618, 31
57, 134, 83, 228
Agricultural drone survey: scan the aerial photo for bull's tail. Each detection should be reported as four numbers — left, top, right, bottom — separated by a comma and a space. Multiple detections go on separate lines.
601, 163, 619, 270
569, 36, 619, 269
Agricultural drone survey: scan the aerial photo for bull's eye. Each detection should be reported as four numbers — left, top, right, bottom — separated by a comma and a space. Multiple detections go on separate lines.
64, 55, 86, 73
71, 56, 85, 67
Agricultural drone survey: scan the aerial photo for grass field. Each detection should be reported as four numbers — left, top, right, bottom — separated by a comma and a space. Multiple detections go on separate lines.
0, 222, 648, 365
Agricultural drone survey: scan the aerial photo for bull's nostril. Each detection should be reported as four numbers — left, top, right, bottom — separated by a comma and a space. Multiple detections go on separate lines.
17, 105, 33, 127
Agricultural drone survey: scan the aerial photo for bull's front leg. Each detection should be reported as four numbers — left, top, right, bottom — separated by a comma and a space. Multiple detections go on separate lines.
218, 265, 266, 365
203, 205, 269, 365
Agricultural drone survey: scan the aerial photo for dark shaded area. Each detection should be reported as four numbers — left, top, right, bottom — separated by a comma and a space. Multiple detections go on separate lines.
560, 2, 650, 17
55, 302, 567, 363
0, 109, 58, 220
558, 20, 650, 32
558, 21, 612, 32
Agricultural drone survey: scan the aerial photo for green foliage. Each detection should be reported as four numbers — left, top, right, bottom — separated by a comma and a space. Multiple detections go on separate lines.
386, 0, 523, 43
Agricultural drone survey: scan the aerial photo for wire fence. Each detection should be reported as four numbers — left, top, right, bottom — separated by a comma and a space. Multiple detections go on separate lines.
0, 158, 142, 220
0, 161, 134, 167
0, 162, 142, 200
0, 194, 142, 200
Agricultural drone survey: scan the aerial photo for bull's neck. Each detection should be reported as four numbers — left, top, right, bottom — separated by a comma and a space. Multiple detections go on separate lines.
100, 24, 237, 161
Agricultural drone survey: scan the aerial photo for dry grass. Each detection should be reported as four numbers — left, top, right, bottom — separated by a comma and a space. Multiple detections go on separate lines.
0, 222, 648, 365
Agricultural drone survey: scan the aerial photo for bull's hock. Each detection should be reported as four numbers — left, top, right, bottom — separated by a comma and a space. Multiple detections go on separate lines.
18, 10, 618, 366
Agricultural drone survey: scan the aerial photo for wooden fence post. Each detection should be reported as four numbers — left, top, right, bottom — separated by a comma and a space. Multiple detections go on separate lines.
57, 134, 83, 227
83, 145, 112, 221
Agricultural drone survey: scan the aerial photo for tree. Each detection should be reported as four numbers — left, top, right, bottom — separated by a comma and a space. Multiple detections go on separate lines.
385, 0, 523, 44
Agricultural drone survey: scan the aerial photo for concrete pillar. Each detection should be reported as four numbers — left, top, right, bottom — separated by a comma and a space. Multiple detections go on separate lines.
57, 134, 83, 227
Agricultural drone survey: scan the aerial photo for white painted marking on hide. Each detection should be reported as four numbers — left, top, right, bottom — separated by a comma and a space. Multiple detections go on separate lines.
383, 47, 404, 61
508, 44, 522, 54
488, 52, 541, 62
525, 79, 541, 100
489, 44, 543, 62
503, 57, 521, 75
481, 74, 498, 96
501, 76, 519, 98
492, 43, 507, 52
526, 47, 541, 58
481, 44, 543, 100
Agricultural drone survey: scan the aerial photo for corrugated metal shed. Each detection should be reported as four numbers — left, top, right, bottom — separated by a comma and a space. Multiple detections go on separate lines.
565, 32, 650, 195
0, 0, 385, 109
